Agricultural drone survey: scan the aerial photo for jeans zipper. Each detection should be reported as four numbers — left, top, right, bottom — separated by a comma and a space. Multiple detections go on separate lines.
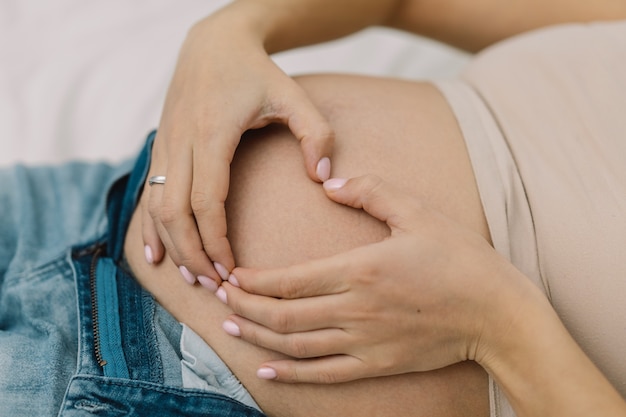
89, 245, 107, 367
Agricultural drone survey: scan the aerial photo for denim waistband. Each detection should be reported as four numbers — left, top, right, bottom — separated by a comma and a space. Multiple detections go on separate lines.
57, 133, 265, 416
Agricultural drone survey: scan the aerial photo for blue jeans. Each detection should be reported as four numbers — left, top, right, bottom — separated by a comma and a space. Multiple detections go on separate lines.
0, 132, 266, 416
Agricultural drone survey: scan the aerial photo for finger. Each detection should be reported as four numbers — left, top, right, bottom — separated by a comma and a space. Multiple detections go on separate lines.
221, 282, 346, 333
323, 174, 420, 231
282, 83, 335, 182
224, 314, 349, 359
147, 173, 179, 260
142, 133, 169, 265
140, 186, 165, 264
257, 355, 370, 384
158, 139, 220, 284
191, 126, 239, 276
230, 253, 352, 299
146, 131, 184, 266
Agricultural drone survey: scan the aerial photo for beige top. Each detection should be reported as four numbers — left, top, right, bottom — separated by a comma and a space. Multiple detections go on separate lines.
438, 20, 626, 416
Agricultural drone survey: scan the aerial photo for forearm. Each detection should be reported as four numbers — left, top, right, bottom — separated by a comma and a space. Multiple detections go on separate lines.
480, 272, 626, 417
204, 0, 626, 54
390, 0, 626, 51
202, 0, 402, 54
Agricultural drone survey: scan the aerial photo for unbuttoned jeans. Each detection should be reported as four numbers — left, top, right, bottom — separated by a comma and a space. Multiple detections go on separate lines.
0, 132, 266, 416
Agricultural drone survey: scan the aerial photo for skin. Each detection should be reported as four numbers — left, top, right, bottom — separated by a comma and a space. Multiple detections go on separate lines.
141, 0, 626, 282
126, 75, 490, 416
134, 0, 626, 415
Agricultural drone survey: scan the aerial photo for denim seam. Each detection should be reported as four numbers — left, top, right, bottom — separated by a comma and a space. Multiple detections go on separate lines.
69, 374, 260, 405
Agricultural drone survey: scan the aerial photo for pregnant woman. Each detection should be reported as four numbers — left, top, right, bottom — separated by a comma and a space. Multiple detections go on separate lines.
2, 1, 625, 416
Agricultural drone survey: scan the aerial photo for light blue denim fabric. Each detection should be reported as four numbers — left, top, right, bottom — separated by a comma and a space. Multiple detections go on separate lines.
0, 132, 266, 417
0, 159, 126, 416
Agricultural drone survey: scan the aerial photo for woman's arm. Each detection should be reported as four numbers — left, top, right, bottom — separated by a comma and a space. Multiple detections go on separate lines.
209, 0, 401, 54
390, 0, 626, 52
219, 0, 626, 54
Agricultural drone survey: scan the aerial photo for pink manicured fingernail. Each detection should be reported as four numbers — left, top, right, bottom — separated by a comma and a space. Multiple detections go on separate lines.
222, 319, 240, 336
216, 287, 228, 304
144, 245, 154, 265
214, 262, 229, 280
316, 157, 331, 182
179, 266, 196, 285
323, 178, 347, 191
228, 274, 240, 287
198, 275, 218, 293
257, 367, 277, 380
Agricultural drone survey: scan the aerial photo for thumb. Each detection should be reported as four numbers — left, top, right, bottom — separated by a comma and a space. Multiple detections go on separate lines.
283, 88, 335, 183
323, 175, 420, 230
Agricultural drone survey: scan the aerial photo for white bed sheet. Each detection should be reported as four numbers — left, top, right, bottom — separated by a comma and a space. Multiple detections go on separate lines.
0, 0, 469, 167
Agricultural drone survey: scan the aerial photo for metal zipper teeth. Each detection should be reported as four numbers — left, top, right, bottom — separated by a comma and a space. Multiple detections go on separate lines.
89, 245, 108, 367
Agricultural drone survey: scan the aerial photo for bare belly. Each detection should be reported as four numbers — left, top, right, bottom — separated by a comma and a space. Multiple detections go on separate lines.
125, 74, 490, 417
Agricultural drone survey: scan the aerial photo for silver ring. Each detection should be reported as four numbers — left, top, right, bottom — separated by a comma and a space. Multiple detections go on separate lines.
148, 175, 166, 186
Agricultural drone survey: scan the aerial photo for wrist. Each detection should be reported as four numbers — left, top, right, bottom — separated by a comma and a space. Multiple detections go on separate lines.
473, 266, 552, 372
475, 267, 626, 416
193, 0, 313, 54
189, 2, 270, 50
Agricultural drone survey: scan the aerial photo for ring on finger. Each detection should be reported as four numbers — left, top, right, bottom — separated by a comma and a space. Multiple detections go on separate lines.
148, 175, 166, 186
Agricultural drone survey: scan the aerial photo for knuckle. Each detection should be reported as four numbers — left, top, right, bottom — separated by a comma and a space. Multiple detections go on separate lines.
277, 275, 302, 300
189, 191, 216, 215
311, 123, 334, 145
244, 326, 262, 348
375, 354, 400, 376
173, 248, 197, 267
268, 308, 295, 333
285, 335, 310, 358
300, 123, 335, 150
157, 203, 179, 226
362, 174, 384, 196
316, 370, 340, 384
347, 258, 380, 287
146, 197, 162, 219
352, 174, 385, 209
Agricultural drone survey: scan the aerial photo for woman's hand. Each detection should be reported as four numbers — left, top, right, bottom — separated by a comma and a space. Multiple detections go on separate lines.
217, 174, 535, 383
140, 10, 334, 289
